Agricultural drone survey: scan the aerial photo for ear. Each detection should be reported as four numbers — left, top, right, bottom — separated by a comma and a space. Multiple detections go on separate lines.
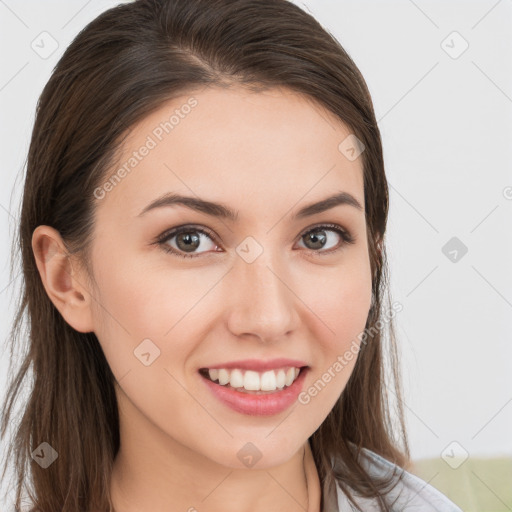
31, 225, 95, 333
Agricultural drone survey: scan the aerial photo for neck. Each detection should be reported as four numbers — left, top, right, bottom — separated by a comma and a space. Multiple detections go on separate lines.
304, 440, 322, 512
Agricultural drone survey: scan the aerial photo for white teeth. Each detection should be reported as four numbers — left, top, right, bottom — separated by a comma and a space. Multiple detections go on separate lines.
276, 369, 286, 389
205, 366, 302, 392
260, 370, 277, 391
285, 367, 295, 386
243, 370, 260, 390
230, 369, 244, 388
218, 369, 230, 385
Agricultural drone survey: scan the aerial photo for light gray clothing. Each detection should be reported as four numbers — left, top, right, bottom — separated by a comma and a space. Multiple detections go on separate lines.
322, 446, 463, 511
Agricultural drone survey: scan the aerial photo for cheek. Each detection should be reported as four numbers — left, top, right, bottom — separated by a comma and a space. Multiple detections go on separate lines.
303, 252, 372, 347
291, 253, 372, 409
88, 258, 205, 437
90, 244, 191, 333
88, 250, 221, 379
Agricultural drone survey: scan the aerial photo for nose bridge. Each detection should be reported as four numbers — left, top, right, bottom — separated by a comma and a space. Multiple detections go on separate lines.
226, 246, 298, 341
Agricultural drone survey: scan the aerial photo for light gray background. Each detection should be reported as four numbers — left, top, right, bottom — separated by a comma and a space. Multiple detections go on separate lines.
1, 1, 511, 502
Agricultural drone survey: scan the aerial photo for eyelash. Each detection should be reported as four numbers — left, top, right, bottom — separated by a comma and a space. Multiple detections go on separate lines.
154, 223, 356, 259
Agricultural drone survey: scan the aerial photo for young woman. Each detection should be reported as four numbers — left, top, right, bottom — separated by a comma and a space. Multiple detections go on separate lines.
1, 1, 462, 511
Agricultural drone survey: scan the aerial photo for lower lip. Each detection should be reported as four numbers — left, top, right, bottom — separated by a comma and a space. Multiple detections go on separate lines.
200, 368, 309, 416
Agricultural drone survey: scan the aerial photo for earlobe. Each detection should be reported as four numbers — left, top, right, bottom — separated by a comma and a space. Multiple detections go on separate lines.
31, 225, 95, 333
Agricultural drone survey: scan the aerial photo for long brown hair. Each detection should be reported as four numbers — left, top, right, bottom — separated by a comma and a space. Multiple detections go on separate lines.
1, 0, 409, 510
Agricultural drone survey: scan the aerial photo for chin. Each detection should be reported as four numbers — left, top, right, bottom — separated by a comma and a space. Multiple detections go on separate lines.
201, 432, 306, 470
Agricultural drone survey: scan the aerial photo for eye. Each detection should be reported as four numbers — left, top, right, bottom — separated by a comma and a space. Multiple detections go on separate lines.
154, 223, 355, 259
156, 225, 220, 259
296, 223, 355, 255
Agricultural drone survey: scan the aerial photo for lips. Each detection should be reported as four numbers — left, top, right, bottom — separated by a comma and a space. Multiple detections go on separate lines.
199, 365, 309, 416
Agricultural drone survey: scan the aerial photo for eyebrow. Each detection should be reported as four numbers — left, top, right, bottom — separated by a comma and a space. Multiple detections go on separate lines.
137, 191, 363, 221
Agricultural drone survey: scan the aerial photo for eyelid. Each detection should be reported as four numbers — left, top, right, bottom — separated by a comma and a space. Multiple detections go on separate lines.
154, 222, 355, 258
156, 224, 217, 243
298, 222, 354, 242
154, 224, 220, 259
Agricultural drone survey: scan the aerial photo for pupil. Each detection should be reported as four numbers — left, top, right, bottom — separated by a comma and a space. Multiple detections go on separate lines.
177, 232, 200, 252
306, 230, 326, 249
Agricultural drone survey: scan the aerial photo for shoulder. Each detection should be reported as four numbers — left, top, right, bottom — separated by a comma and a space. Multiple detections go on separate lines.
331, 446, 463, 512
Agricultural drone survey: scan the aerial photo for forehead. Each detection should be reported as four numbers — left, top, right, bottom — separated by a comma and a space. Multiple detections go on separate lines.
95, 85, 365, 222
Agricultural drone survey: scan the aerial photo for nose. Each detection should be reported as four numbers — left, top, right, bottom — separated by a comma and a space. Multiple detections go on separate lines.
225, 253, 300, 344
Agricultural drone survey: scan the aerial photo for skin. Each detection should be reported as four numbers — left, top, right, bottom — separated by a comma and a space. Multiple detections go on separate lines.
32, 85, 373, 512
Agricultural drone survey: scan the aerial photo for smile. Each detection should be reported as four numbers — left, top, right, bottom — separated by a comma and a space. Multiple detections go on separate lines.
198, 365, 309, 416
199, 366, 303, 393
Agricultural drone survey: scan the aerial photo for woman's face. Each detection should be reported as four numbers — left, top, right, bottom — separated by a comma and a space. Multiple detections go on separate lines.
87, 85, 372, 469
